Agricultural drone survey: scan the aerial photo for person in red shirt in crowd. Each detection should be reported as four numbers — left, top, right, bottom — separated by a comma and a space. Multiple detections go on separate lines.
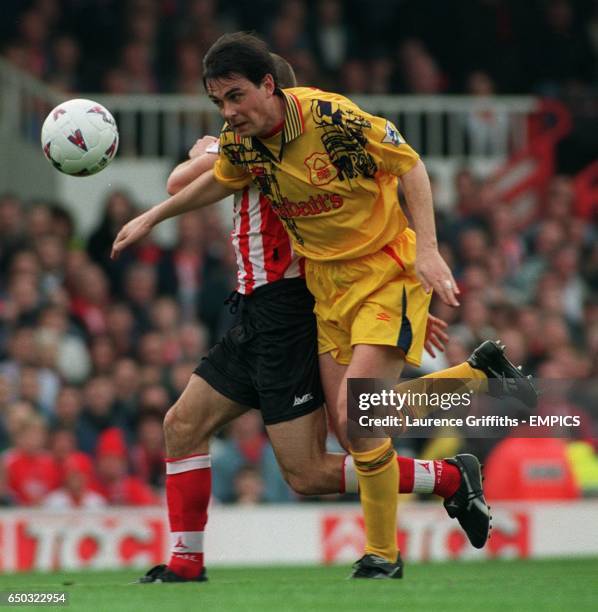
43, 453, 106, 509
4, 415, 60, 505
49, 427, 95, 486
92, 427, 158, 506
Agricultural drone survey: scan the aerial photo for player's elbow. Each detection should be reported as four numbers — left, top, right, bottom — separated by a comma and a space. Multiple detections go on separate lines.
166, 176, 182, 196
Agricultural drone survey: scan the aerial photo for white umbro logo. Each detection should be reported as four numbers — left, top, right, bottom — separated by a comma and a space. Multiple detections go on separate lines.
293, 393, 314, 407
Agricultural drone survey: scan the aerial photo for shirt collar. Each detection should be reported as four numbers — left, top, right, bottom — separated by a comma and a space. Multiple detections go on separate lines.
278, 89, 305, 143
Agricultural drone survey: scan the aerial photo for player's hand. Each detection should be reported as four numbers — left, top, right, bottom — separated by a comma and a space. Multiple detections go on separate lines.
424, 314, 449, 358
110, 209, 157, 259
188, 136, 218, 159
416, 248, 460, 307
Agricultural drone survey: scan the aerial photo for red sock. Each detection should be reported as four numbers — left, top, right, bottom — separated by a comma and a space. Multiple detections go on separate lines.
165, 454, 211, 579
432, 460, 461, 498
341, 455, 461, 498
397, 457, 461, 498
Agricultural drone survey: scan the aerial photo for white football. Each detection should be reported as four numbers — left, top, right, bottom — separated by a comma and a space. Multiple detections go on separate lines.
41, 98, 119, 176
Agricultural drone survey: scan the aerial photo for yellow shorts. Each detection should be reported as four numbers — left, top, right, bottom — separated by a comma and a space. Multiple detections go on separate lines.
305, 228, 432, 366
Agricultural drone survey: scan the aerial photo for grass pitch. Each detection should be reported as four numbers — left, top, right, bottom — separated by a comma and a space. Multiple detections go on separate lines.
1, 557, 597, 612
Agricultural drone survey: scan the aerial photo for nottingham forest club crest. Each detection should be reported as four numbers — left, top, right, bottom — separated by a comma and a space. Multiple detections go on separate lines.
304, 152, 338, 186
382, 121, 405, 146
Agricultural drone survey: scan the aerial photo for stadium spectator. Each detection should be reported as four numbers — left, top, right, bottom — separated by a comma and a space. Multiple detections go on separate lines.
211, 412, 292, 503
150, 297, 183, 364
92, 427, 157, 505
105, 303, 137, 357
0, 326, 60, 415
137, 384, 170, 416
112, 358, 141, 413
339, 59, 368, 94
310, 0, 351, 79
2, 401, 36, 444
177, 322, 208, 363
5, 276, 42, 327
69, 263, 111, 336
122, 264, 158, 334
166, 360, 197, 400
464, 70, 509, 155
77, 376, 127, 454
87, 190, 137, 294
550, 245, 587, 325
34, 233, 67, 298
49, 427, 94, 484
51, 386, 84, 432
4, 415, 60, 505
89, 336, 117, 377
43, 452, 106, 509
118, 42, 158, 94
174, 40, 204, 94
0, 195, 27, 271
131, 411, 166, 489
397, 39, 448, 94
46, 34, 81, 93
233, 465, 266, 505
36, 305, 91, 384
26, 203, 55, 242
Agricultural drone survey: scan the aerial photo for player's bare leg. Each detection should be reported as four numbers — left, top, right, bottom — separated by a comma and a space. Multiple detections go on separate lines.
139, 374, 250, 583
266, 407, 346, 495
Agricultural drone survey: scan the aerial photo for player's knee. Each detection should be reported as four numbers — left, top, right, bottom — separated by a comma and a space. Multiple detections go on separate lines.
163, 403, 210, 449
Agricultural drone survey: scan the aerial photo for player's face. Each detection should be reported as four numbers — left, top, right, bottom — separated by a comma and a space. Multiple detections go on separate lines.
207, 73, 278, 138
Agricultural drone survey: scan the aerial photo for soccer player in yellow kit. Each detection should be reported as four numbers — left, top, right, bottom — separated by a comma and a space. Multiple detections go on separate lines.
202, 33, 473, 578
112, 34, 537, 579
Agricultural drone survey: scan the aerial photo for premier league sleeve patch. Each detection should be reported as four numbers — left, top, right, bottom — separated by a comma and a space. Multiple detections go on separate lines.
382, 121, 404, 146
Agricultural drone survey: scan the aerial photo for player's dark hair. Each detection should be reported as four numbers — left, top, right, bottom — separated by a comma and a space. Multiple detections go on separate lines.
203, 32, 276, 89
270, 53, 297, 88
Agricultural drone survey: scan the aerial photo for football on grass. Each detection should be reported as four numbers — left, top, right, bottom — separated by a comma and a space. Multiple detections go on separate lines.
41, 98, 119, 176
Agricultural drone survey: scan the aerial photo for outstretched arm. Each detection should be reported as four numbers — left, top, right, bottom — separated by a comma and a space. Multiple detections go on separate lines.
400, 159, 460, 307
111, 169, 233, 259
167, 136, 219, 195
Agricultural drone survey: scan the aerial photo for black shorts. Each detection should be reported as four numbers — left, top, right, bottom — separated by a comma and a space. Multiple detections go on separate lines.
194, 278, 324, 425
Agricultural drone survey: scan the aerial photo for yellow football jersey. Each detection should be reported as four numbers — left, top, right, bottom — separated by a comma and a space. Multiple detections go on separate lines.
213, 87, 420, 261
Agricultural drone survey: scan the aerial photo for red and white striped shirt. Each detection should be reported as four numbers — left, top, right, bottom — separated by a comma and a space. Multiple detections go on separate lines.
232, 187, 304, 295
207, 141, 303, 295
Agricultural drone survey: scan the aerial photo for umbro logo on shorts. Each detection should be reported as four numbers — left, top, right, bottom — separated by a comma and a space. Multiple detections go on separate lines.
376, 312, 391, 321
293, 393, 314, 407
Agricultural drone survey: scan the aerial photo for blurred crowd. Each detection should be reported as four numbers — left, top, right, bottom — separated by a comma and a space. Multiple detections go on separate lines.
1, 0, 597, 97
0, 191, 297, 507
0, 169, 596, 508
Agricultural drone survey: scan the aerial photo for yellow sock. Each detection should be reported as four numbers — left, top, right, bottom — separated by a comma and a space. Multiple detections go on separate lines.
424, 361, 488, 390
351, 438, 398, 562
395, 361, 488, 419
